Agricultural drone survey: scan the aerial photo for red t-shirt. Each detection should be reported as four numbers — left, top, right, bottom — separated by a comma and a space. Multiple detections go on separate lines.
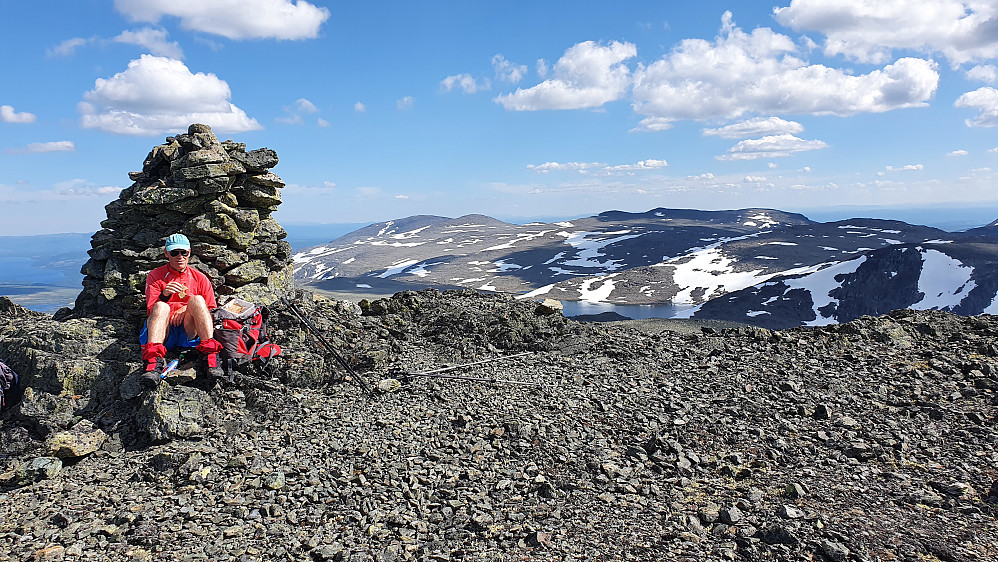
144, 264, 217, 316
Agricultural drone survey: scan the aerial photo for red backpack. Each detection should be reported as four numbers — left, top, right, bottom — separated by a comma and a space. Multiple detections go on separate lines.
212, 298, 282, 378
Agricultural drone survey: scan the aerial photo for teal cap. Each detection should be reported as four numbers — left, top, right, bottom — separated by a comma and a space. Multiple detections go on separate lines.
164, 233, 191, 252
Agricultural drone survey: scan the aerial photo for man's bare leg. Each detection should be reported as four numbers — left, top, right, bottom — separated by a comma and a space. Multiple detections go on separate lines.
183, 295, 214, 341
147, 301, 172, 344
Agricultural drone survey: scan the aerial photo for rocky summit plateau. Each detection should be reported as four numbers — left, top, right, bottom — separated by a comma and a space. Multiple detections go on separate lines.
0, 126, 996, 561
1, 289, 997, 561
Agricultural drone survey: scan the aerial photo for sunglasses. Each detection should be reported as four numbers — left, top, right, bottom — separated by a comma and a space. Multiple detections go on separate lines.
169, 249, 190, 257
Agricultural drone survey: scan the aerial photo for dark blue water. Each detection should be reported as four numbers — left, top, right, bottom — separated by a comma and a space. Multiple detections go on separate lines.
559, 300, 694, 320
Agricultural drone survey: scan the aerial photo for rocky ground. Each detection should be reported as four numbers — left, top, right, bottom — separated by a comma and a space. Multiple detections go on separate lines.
0, 289, 996, 561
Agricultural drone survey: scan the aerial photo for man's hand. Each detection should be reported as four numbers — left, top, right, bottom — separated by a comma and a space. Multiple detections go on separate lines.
163, 280, 186, 298
169, 305, 187, 326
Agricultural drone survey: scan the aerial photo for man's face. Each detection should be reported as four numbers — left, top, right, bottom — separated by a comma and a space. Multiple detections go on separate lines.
165, 247, 189, 271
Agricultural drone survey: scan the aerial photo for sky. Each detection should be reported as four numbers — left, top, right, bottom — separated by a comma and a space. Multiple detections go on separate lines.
3, 0, 998, 236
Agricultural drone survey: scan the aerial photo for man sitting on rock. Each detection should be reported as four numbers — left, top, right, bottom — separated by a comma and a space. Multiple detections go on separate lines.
139, 234, 224, 387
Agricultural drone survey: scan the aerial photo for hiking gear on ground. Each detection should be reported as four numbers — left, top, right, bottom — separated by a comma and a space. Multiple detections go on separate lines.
281, 296, 372, 395
0, 359, 22, 412
139, 323, 199, 349
164, 233, 190, 251
212, 299, 282, 380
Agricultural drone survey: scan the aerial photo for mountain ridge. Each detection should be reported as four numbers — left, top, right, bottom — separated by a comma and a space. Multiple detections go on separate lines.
293, 208, 998, 328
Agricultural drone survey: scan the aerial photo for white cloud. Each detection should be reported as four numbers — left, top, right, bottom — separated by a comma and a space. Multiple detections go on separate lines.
955, 87, 998, 127
885, 164, 924, 171
277, 97, 320, 124
441, 74, 490, 94
702, 116, 804, 138
527, 161, 604, 173
536, 59, 549, 78
275, 114, 302, 125
4, 141, 76, 154
317, 117, 330, 127
716, 134, 829, 161
493, 55, 527, 83
79, 55, 262, 135
114, 27, 183, 58
989, 147, 998, 153
354, 102, 367, 113
967, 64, 998, 84
495, 41, 637, 110
0, 178, 120, 203
948, 149, 969, 156
744, 175, 768, 182
396, 96, 414, 110
527, 159, 667, 175
294, 98, 319, 113
632, 13, 939, 129
0, 105, 36, 123
48, 37, 90, 56
113, 0, 330, 40
395, 194, 409, 199
688, 172, 715, 180
774, 0, 998, 66
768, 162, 778, 169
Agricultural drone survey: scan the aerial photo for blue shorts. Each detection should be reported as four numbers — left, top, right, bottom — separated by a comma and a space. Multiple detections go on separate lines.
139, 322, 200, 349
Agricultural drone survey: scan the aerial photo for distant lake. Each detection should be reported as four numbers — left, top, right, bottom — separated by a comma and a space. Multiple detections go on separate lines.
559, 300, 694, 320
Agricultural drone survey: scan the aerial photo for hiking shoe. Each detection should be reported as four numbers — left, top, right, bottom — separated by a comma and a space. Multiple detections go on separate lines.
141, 356, 166, 388
196, 339, 225, 380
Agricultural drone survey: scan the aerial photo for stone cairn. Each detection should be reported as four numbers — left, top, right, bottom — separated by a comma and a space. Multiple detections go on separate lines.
72, 124, 294, 322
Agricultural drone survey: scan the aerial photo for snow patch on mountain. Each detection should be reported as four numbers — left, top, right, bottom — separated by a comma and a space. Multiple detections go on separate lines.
787, 257, 868, 326
559, 230, 644, 271
913, 249, 975, 311
378, 259, 420, 278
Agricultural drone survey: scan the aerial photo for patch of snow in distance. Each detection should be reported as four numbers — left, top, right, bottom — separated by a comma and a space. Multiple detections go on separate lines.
377, 259, 420, 278
913, 249, 975, 311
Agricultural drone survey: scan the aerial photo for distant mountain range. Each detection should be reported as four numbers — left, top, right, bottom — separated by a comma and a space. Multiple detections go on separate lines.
293, 208, 998, 328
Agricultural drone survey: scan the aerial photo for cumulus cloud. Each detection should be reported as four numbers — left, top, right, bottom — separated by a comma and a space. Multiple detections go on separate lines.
0, 105, 36, 123
955, 87, 998, 127
702, 116, 804, 138
631, 13, 939, 130
396, 96, 414, 110
948, 149, 969, 156
317, 118, 330, 127
495, 41, 637, 110
113, 0, 330, 40
493, 55, 527, 83
78, 55, 262, 135
354, 102, 366, 113
4, 141, 76, 155
277, 97, 320, 124
114, 27, 183, 58
744, 175, 768, 182
716, 134, 829, 161
967, 64, 998, 84
441, 74, 490, 94
774, 0, 998, 66
885, 164, 925, 171
527, 159, 667, 175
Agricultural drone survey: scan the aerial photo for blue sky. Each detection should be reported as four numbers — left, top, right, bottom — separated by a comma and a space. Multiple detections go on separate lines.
3, 0, 998, 236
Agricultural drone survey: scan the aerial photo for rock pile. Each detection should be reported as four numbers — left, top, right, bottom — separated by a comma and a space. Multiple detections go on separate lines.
72, 123, 294, 321
1, 289, 996, 561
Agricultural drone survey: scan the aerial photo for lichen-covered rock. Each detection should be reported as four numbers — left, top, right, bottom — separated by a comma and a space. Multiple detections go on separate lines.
73, 123, 294, 321
135, 384, 216, 442
45, 419, 107, 458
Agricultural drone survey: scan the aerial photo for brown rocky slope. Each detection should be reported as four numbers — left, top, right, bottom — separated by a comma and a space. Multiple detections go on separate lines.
0, 289, 996, 561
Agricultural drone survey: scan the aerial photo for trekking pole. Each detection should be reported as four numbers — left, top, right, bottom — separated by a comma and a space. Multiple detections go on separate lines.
280, 296, 374, 395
